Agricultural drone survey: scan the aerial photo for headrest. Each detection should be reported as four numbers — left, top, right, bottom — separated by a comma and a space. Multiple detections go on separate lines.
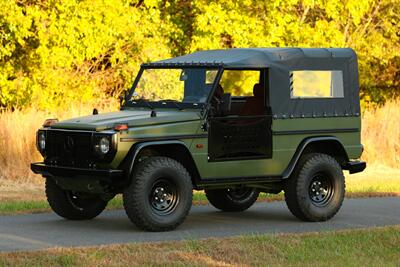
253, 83, 264, 98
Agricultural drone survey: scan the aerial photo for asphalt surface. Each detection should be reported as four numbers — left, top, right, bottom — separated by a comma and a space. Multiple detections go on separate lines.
0, 197, 399, 252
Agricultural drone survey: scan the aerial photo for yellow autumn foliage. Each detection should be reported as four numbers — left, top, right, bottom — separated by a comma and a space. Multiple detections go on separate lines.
0, 0, 399, 110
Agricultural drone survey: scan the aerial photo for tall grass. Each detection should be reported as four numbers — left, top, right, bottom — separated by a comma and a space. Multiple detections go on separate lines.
361, 99, 400, 167
0, 99, 398, 182
0, 101, 118, 181
0, 109, 43, 182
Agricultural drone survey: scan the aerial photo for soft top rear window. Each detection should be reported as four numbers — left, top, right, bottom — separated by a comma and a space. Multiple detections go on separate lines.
290, 70, 344, 99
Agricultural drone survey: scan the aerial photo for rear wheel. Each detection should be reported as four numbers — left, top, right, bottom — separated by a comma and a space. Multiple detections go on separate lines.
284, 153, 345, 221
205, 187, 259, 212
123, 157, 193, 232
45, 178, 107, 220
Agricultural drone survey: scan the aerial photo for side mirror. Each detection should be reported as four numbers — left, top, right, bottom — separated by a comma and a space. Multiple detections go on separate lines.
220, 93, 231, 115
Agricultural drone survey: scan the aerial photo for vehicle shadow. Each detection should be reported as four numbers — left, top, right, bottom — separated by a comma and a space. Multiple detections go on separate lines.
33, 204, 300, 234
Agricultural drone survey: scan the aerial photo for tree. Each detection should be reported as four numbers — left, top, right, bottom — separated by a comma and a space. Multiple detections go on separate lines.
0, 0, 398, 110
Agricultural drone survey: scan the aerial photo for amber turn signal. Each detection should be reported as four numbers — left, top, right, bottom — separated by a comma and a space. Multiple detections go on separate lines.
114, 124, 129, 131
43, 118, 58, 127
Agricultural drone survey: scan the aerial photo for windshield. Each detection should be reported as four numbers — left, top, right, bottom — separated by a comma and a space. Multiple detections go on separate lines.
125, 68, 219, 109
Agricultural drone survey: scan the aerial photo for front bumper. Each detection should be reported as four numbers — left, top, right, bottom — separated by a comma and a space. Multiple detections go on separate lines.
31, 162, 124, 183
344, 160, 367, 174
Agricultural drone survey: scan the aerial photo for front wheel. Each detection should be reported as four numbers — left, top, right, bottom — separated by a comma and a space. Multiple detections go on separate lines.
205, 187, 259, 212
284, 153, 345, 222
45, 178, 107, 220
123, 157, 193, 232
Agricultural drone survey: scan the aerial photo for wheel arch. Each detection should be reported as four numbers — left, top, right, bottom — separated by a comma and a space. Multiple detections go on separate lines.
119, 140, 201, 187
282, 136, 349, 179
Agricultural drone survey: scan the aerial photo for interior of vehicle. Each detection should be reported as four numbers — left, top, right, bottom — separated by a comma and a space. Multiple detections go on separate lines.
211, 69, 270, 117
208, 69, 273, 161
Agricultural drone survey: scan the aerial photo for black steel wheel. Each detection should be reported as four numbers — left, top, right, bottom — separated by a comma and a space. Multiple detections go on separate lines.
45, 178, 107, 220
308, 173, 335, 207
284, 153, 345, 222
149, 179, 179, 215
205, 187, 259, 212
123, 157, 193, 232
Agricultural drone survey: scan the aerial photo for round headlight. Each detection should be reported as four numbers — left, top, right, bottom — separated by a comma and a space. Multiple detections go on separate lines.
37, 132, 46, 151
98, 137, 110, 154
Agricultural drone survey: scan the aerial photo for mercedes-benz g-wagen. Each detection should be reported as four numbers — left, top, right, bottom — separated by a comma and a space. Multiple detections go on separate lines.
31, 48, 366, 231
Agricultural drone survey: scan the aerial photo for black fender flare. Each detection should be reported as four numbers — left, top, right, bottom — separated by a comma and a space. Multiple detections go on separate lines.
282, 136, 349, 179
122, 140, 193, 180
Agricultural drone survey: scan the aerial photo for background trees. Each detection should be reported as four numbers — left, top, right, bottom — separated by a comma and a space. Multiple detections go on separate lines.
1, 0, 398, 110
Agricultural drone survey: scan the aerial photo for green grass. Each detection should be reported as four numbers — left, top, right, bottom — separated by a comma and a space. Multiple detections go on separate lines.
0, 200, 50, 215
1, 226, 399, 266
0, 192, 275, 215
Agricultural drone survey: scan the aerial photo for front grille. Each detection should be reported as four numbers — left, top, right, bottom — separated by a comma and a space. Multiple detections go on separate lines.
45, 130, 95, 167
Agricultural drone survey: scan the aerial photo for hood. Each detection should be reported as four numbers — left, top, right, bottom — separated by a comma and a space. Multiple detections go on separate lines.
50, 109, 202, 131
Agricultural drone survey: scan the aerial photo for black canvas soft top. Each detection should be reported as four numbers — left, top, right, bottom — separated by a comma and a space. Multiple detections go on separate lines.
143, 48, 360, 119
144, 48, 357, 69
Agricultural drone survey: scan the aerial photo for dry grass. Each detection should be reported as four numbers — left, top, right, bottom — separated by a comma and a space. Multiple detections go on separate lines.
0, 101, 118, 181
0, 179, 43, 202
361, 99, 400, 168
0, 109, 43, 182
0, 99, 398, 182
1, 226, 399, 266
346, 164, 400, 193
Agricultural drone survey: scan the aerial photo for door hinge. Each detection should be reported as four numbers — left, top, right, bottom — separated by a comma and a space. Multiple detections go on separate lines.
201, 122, 208, 132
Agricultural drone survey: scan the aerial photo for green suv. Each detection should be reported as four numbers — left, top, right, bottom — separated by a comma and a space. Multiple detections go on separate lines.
31, 48, 366, 231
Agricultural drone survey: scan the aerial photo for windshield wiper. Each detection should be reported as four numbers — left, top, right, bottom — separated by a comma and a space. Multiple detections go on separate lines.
158, 99, 183, 110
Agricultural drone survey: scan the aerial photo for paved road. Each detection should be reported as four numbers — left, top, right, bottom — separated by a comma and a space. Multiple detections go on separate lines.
0, 197, 399, 252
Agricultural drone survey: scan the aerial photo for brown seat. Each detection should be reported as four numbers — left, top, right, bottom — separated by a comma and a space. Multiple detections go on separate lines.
240, 83, 265, 116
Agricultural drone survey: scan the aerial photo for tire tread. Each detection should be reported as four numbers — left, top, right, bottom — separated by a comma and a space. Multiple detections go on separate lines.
123, 157, 193, 231
205, 188, 259, 212
45, 178, 107, 220
284, 153, 345, 222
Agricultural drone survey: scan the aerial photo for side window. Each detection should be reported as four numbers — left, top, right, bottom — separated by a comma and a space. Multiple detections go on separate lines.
290, 70, 344, 98
182, 69, 219, 103
215, 70, 266, 117
205, 70, 218, 84
219, 70, 260, 96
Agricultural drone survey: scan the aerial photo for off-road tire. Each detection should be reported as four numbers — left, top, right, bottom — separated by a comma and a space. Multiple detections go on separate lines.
205, 188, 259, 212
45, 178, 107, 220
284, 153, 345, 222
123, 157, 193, 232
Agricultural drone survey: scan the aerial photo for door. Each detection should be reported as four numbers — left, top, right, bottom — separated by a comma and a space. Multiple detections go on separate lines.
208, 115, 272, 161
206, 68, 272, 163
